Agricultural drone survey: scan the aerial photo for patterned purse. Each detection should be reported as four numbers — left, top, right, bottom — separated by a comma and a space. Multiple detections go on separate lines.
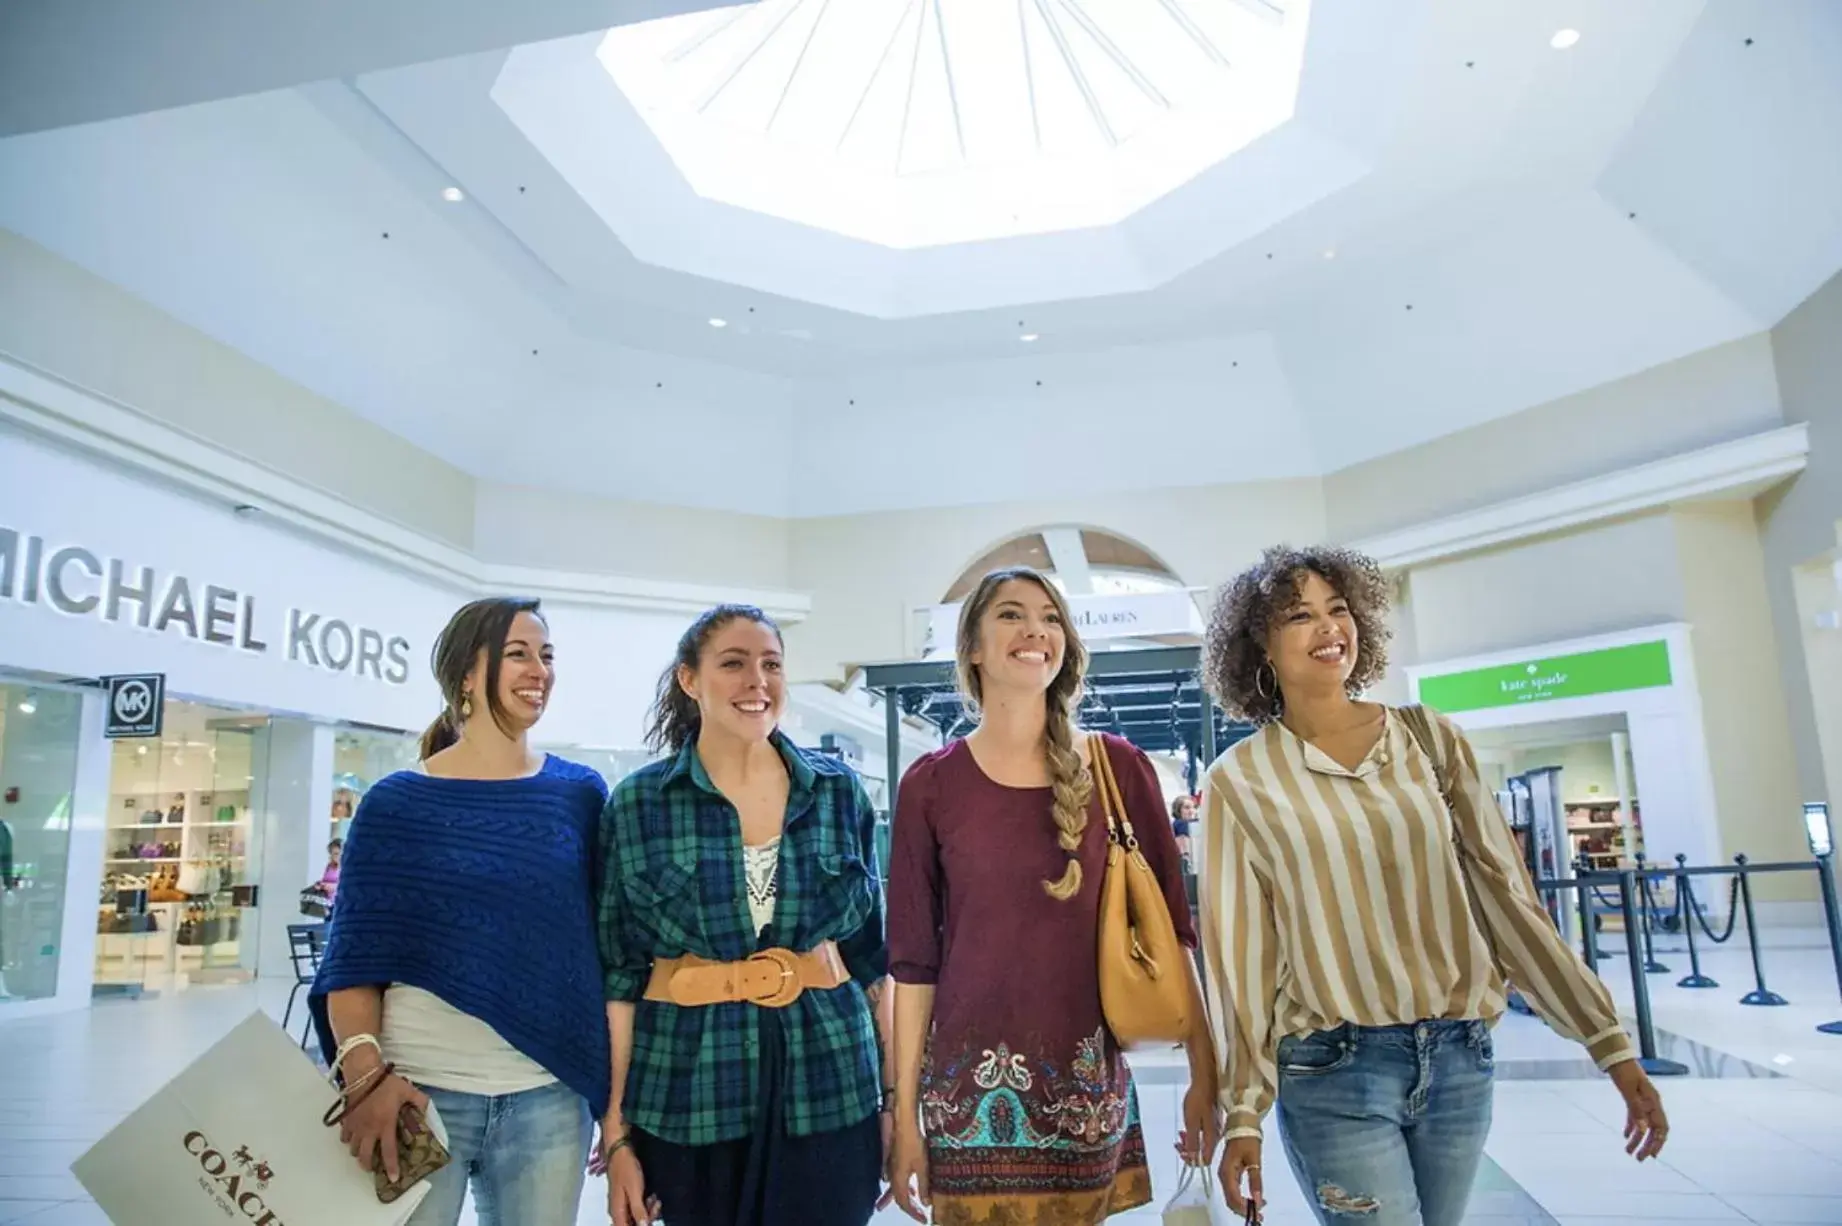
374, 1102, 450, 1205
322, 1060, 452, 1204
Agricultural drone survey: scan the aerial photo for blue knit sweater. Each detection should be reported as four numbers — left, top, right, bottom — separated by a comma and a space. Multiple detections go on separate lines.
310, 756, 612, 1115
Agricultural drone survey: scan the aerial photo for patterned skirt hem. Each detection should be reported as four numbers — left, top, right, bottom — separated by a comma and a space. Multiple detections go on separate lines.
929, 1165, 1152, 1226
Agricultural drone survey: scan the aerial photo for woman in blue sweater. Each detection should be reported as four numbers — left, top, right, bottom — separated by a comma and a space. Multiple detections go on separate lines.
312, 597, 612, 1226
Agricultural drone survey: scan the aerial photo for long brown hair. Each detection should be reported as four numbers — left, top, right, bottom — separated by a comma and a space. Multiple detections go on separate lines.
419, 597, 544, 760
955, 567, 1093, 901
645, 604, 783, 755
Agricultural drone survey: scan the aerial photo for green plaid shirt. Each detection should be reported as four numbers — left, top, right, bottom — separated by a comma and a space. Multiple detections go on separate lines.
597, 733, 887, 1146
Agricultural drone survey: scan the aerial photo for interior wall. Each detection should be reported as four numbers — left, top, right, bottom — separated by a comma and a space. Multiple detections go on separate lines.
1322, 335, 1784, 540
1512, 740, 1621, 804
1672, 503, 1809, 877
784, 478, 1326, 682
472, 482, 792, 592
1762, 269, 1842, 807
1791, 562, 1842, 827
0, 229, 478, 550
1399, 513, 1688, 667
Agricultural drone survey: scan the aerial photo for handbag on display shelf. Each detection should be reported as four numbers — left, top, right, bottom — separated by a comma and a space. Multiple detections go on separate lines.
177, 860, 221, 897
1090, 733, 1192, 1049
72, 1012, 445, 1225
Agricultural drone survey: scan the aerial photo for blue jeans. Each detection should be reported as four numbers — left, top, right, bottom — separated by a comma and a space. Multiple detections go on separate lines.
1274, 1020, 1493, 1226
408, 1080, 593, 1226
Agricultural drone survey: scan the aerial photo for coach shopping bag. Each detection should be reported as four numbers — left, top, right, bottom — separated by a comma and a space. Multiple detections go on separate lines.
72, 1010, 443, 1226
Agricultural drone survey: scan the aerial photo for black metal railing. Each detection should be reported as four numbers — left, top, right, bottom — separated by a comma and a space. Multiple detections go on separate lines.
1531, 852, 1842, 1062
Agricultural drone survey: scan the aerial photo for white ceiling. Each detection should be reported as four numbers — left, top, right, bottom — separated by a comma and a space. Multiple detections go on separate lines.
0, 0, 1838, 518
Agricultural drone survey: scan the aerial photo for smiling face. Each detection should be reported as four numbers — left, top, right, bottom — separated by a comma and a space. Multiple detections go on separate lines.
967, 577, 1069, 701
681, 616, 785, 746
466, 610, 554, 732
1265, 569, 1359, 702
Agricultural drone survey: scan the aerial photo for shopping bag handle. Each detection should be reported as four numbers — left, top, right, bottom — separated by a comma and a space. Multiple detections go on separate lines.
1176, 1160, 1261, 1225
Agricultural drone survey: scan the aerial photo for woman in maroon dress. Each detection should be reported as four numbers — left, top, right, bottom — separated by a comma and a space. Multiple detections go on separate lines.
885, 567, 1219, 1226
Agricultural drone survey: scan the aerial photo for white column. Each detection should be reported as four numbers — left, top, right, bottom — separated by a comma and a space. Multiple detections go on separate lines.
249, 719, 334, 979
1610, 730, 1634, 855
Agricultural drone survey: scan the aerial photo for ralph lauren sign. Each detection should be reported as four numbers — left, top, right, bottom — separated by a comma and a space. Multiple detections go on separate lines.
1, 526, 412, 685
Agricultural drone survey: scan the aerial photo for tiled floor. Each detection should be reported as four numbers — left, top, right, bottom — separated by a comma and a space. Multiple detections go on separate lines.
3, 938, 1840, 1224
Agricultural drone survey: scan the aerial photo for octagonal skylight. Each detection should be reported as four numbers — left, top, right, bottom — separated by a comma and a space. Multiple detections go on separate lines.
599, 0, 1311, 249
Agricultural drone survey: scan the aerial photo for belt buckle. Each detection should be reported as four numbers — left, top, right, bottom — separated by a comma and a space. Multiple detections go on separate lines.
745, 948, 802, 1008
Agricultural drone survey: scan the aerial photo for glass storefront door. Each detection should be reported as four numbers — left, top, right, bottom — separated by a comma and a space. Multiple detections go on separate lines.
0, 682, 82, 1005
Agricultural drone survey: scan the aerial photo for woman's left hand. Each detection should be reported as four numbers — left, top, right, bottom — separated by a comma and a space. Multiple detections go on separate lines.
1176, 1080, 1222, 1167
1608, 1060, 1668, 1161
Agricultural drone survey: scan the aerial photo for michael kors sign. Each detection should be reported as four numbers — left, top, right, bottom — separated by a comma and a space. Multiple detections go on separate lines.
1, 525, 412, 685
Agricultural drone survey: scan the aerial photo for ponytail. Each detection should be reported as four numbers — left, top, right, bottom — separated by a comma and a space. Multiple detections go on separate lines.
644, 661, 703, 755
419, 707, 459, 762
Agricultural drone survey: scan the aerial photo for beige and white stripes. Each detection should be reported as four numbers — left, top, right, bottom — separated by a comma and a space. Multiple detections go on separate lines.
1199, 706, 1634, 1140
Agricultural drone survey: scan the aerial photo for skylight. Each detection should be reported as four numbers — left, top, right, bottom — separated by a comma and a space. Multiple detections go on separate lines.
599, 0, 1310, 249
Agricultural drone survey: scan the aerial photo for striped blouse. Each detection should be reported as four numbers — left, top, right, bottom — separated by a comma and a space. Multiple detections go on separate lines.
1199, 705, 1634, 1140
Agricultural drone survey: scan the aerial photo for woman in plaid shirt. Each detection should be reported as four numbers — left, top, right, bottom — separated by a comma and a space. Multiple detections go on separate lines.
595, 604, 893, 1226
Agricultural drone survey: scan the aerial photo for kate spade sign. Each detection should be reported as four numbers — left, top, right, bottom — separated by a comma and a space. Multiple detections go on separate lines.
1, 525, 412, 685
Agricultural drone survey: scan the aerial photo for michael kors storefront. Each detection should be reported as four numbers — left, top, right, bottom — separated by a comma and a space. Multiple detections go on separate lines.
1, 428, 449, 1016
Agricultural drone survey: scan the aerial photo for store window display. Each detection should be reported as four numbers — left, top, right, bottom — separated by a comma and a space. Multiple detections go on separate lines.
94, 702, 270, 994
0, 681, 82, 1005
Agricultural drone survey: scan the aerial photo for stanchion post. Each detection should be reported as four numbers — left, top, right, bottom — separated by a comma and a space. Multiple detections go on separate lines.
1576, 878, 1599, 972
1675, 854, 1718, 989
1635, 853, 1670, 974
1617, 870, 1688, 1076
1816, 852, 1842, 1036
1734, 854, 1789, 1007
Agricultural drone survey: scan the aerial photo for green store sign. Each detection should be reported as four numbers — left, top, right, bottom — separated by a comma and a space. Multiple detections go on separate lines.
1418, 641, 1673, 713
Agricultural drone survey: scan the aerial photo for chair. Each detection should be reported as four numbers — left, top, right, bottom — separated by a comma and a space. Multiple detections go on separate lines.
282, 923, 327, 1049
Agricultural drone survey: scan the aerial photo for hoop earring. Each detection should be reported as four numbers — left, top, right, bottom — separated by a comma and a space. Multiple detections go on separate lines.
1255, 662, 1276, 701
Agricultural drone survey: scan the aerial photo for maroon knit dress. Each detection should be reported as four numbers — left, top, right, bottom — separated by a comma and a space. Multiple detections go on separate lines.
887, 734, 1196, 1226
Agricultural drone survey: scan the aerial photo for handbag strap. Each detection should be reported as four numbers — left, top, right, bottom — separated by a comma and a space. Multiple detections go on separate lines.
1399, 706, 1455, 833
1087, 733, 1138, 850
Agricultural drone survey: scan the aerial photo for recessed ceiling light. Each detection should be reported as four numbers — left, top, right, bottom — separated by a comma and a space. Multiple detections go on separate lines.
16, 695, 36, 715
1020, 333, 1040, 343
709, 318, 728, 329
440, 186, 465, 203
1323, 249, 1337, 260
1551, 28, 1581, 50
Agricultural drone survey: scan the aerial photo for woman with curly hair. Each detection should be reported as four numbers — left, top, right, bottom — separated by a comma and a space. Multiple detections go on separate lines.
885, 568, 1218, 1226
1198, 546, 1668, 1226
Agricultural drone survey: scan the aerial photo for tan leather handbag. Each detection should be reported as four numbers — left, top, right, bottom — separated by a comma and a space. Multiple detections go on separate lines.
1091, 733, 1193, 1049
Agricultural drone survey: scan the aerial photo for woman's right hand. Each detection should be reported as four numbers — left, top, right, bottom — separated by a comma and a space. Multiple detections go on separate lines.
606, 1145, 654, 1226
883, 1118, 931, 1223
1217, 1135, 1264, 1218
337, 1069, 428, 1185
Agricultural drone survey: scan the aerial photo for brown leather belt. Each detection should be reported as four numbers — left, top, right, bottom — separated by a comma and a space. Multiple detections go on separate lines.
644, 941, 848, 1008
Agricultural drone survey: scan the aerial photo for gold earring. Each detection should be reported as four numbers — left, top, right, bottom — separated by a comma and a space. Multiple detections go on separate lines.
459, 695, 473, 720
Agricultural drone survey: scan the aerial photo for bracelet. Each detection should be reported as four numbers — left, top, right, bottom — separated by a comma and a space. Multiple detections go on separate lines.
321, 1062, 397, 1128
602, 1135, 634, 1163
332, 1033, 382, 1082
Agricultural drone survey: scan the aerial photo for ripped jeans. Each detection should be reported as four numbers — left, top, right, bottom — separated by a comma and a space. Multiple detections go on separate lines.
1274, 1020, 1493, 1226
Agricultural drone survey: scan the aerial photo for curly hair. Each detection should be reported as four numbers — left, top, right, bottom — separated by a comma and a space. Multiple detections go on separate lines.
1203, 545, 1392, 724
